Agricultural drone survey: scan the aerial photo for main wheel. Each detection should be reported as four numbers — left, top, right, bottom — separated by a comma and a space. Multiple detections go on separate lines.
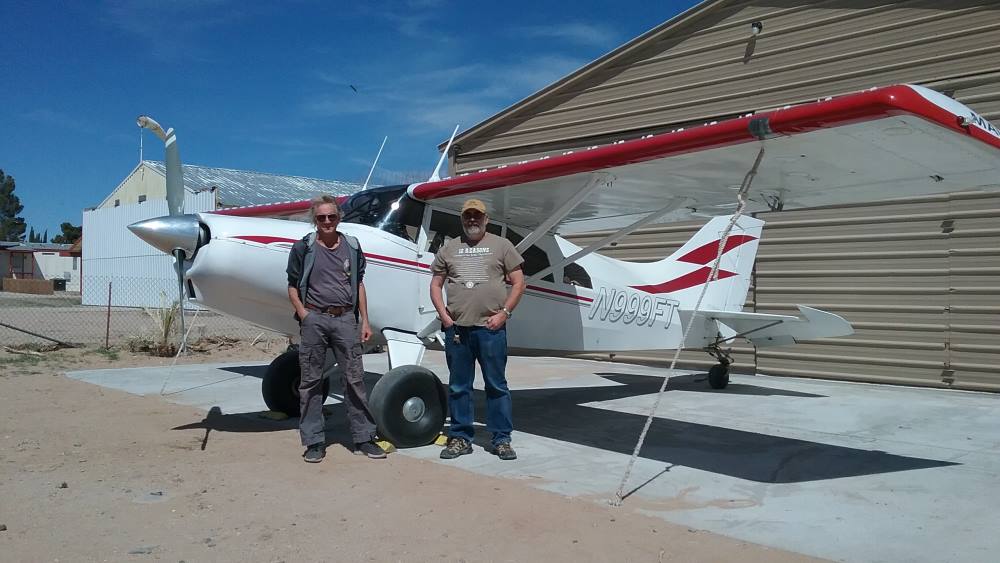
369, 365, 446, 448
261, 350, 333, 417
708, 363, 730, 389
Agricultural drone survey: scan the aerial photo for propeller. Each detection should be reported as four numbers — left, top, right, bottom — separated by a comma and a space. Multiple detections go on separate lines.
133, 115, 191, 353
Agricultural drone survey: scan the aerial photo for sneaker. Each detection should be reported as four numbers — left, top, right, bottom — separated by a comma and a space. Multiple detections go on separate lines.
354, 440, 387, 459
439, 437, 473, 459
493, 442, 517, 461
303, 443, 326, 463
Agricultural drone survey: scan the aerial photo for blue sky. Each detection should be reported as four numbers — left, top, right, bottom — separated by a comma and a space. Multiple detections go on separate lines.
1, 0, 696, 237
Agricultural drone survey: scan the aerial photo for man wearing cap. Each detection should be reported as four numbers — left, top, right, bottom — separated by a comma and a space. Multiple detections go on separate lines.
286, 195, 386, 463
430, 199, 526, 460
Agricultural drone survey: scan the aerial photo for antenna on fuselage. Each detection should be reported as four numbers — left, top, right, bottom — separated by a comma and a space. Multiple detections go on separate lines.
362, 135, 388, 190
428, 124, 460, 182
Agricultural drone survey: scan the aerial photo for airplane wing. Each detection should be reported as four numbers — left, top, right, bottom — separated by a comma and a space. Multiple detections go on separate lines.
209, 196, 350, 219
697, 306, 854, 348
408, 84, 1000, 233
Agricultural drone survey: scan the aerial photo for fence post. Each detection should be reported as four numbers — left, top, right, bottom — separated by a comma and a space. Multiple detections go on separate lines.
105, 281, 112, 349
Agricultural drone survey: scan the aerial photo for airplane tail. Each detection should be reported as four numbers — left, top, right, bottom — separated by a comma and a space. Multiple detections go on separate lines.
624, 215, 764, 313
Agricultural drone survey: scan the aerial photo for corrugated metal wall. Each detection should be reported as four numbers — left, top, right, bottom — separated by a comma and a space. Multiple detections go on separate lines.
82, 193, 215, 308
453, 0, 1000, 173
564, 190, 1000, 390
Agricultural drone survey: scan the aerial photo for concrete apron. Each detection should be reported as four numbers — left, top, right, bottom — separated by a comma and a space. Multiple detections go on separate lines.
68, 352, 1000, 563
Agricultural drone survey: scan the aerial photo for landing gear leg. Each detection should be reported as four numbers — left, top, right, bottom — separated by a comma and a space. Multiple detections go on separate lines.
705, 344, 732, 390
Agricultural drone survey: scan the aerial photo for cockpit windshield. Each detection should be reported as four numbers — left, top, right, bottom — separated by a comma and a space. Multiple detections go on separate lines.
340, 185, 425, 243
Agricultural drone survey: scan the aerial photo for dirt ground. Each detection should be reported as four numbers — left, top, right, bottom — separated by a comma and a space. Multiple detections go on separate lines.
0, 345, 825, 562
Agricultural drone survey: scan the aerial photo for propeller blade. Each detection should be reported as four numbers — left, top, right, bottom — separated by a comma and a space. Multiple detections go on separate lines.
164, 128, 184, 216
172, 249, 187, 354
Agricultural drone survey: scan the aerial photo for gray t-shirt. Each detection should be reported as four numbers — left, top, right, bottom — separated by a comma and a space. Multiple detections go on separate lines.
431, 232, 524, 326
306, 240, 353, 309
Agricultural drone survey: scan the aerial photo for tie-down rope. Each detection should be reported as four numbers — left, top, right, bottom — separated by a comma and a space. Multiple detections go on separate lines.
158, 306, 202, 396
611, 144, 766, 506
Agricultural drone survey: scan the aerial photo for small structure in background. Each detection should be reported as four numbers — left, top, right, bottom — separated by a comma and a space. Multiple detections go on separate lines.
0, 241, 81, 294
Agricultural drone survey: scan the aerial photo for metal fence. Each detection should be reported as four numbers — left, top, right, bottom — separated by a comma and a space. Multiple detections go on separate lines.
0, 276, 286, 350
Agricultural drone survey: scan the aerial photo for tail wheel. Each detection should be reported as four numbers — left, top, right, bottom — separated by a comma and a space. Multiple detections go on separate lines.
369, 365, 446, 448
708, 363, 730, 389
261, 350, 333, 417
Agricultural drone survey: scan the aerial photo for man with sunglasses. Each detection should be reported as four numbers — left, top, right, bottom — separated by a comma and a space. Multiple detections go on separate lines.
430, 198, 525, 461
286, 195, 385, 463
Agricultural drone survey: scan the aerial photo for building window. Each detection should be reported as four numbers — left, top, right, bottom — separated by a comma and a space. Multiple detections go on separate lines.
12, 254, 26, 271
72, 257, 78, 270
114, 199, 120, 207
138, 194, 147, 203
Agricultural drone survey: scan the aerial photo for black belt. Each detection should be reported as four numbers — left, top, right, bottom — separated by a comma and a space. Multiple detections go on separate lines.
305, 303, 354, 316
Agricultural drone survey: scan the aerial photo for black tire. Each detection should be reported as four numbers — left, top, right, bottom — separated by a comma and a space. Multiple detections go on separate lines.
369, 365, 446, 448
708, 363, 730, 390
262, 350, 333, 417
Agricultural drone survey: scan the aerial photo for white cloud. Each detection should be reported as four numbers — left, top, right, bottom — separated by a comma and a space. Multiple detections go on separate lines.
514, 22, 621, 49
99, 0, 247, 62
304, 52, 588, 134
23, 109, 89, 131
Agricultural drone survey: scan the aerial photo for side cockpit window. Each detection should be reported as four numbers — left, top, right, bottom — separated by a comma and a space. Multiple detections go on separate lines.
562, 261, 592, 288
504, 229, 554, 283
341, 185, 424, 243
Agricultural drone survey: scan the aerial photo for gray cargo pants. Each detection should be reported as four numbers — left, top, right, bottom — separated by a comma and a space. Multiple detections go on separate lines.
298, 311, 378, 447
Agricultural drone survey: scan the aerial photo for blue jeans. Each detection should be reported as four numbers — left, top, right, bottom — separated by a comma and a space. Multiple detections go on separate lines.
443, 325, 512, 446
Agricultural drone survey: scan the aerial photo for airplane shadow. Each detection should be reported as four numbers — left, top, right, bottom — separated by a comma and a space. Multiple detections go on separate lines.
483, 373, 957, 483
218, 365, 269, 378
595, 372, 826, 398
187, 365, 957, 483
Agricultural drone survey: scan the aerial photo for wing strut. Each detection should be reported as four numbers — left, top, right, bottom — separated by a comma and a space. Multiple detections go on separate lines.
513, 172, 612, 253
526, 196, 690, 283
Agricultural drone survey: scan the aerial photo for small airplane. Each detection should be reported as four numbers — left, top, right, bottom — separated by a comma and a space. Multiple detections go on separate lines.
129, 84, 1000, 447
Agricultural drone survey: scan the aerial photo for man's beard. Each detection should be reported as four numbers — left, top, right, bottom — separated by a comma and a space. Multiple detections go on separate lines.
463, 224, 483, 238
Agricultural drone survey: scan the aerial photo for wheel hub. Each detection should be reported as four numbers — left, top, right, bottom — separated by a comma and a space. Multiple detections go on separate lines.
401, 397, 426, 422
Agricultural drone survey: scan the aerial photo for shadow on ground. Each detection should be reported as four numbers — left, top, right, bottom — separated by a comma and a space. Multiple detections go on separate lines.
179, 366, 957, 482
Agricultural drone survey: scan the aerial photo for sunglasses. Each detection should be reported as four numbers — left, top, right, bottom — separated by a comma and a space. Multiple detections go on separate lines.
315, 214, 340, 223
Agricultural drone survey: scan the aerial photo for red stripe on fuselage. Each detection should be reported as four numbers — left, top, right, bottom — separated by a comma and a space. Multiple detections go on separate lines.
232, 235, 297, 245
228, 238, 594, 303
526, 285, 593, 303
364, 252, 431, 269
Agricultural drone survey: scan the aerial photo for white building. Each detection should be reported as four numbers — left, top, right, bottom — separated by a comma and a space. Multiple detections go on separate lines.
82, 160, 362, 308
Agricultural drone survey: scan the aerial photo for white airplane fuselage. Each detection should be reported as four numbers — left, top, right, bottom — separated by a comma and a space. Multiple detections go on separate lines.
185, 211, 761, 354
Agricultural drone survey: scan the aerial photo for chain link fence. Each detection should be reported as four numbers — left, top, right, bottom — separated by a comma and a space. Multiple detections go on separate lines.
1, 276, 287, 350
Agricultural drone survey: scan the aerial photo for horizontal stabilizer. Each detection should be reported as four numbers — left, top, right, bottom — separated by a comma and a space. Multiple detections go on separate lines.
703, 305, 853, 347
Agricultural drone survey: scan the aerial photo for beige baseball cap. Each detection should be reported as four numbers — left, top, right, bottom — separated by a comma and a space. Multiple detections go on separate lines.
461, 198, 487, 215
